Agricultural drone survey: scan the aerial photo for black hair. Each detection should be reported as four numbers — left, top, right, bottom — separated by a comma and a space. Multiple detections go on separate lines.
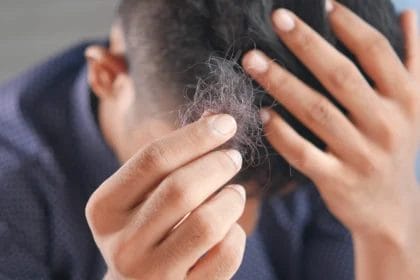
117, 0, 404, 196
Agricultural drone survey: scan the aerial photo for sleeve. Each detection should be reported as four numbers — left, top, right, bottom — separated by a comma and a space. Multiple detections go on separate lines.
301, 187, 355, 280
0, 162, 52, 279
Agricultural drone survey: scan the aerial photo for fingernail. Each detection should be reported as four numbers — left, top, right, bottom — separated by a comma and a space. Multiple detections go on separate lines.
228, 184, 247, 202
246, 51, 269, 73
211, 114, 237, 135
225, 150, 243, 170
325, 0, 334, 13
260, 109, 271, 125
273, 9, 295, 32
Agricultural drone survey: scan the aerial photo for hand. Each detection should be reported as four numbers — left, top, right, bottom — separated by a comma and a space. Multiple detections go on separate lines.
242, 1, 420, 279
85, 114, 247, 280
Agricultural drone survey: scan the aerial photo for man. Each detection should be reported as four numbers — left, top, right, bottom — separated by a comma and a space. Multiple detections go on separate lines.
0, 0, 419, 279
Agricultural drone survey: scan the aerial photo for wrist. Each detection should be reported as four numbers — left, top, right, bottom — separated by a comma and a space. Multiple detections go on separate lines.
352, 232, 419, 280
351, 185, 420, 250
351, 193, 420, 280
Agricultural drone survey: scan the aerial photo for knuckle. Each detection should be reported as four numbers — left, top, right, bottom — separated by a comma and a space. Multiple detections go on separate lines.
192, 208, 222, 244
365, 33, 391, 55
328, 63, 361, 91
183, 124, 207, 147
293, 29, 314, 52
357, 152, 380, 177
161, 174, 193, 209
136, 142, 170, 173
85, 184, 122, 236
267, 68, 292, 93
291, 146, 311, 171
110, 243, 135, 278
377, 121, 397, 152
403, 92, 420, 119
340, 167, 358, 190
306, 97, 333, 126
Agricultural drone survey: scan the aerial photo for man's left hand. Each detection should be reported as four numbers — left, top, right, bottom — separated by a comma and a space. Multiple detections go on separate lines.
242, 1, 420, 279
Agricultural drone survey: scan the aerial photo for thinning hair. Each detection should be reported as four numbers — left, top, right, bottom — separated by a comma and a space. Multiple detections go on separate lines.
117, 0, 404, 196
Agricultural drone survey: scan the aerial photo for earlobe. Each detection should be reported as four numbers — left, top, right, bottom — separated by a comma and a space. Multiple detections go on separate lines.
85, 45, 127, 99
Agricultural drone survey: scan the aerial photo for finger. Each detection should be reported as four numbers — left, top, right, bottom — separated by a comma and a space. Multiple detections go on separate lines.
157, 184, 246, 274
90, 114, 237, 212
129, 148, 242, 245
400, 10, 420, 77
242, 51, 369, 163
187, 223, 246, 280
327, 1, 411, 98
261, 109, 341, 184
268, 8, 382, 131
401, 10, 419, 72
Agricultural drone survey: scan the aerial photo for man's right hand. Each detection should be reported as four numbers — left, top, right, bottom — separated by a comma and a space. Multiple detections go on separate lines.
85, 114, 247, 280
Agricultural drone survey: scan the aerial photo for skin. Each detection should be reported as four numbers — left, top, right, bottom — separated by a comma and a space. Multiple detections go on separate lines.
243, 2, 420, 279
84, 1, 420, 279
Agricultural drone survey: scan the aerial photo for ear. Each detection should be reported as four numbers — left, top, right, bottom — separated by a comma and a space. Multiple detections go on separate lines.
85, 45, 127, 100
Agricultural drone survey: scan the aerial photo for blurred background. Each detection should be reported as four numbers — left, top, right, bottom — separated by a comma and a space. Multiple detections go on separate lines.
0, 1, 418, 84
0, 0, 419, 178
0, 0, 116, 83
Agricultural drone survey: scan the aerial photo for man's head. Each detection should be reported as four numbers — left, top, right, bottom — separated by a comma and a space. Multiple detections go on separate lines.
86, 0, 404, 196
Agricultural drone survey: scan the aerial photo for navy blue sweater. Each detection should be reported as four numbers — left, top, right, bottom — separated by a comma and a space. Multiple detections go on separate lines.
0, 41, 355, 280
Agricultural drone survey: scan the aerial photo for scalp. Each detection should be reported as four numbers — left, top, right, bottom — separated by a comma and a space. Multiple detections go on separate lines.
117, 0, 404, 193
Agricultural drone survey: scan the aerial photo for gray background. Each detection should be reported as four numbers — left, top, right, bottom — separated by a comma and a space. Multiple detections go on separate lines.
0, 1, 418, 84
0, 0, 419, 178
0, 0, 116, 83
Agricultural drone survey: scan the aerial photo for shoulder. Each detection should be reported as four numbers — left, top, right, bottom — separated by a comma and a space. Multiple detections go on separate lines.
0, 40, 115, 278
0, 40, 107, 200
0, 40, 95, 98
0, 40, 104, 162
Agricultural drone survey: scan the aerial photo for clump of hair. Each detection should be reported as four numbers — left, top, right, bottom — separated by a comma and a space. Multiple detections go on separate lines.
118, 0, 405, 195
177, 56, 267, 168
